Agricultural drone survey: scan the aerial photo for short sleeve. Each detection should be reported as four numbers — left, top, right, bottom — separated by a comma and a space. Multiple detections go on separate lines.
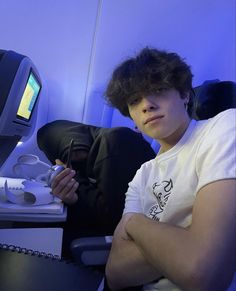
196, 109, 236, 193
123, 162, 150, 214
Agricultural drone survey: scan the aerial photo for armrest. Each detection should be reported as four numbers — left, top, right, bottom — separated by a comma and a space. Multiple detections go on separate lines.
70, 236, 113, 266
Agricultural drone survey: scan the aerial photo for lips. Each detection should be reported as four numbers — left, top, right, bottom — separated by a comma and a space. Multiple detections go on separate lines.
144, 115, 164, 125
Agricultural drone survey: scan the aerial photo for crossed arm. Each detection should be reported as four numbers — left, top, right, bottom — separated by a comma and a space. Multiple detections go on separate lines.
105, 179, 236, 291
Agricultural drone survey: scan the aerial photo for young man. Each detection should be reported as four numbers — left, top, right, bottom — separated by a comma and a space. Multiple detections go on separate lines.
104, 48, 236, 291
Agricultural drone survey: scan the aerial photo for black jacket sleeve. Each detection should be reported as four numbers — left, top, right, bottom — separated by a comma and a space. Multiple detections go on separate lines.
69, 127, 155, 234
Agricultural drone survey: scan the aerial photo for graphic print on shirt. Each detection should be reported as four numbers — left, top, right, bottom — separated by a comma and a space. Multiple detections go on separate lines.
148, 179, 173, 220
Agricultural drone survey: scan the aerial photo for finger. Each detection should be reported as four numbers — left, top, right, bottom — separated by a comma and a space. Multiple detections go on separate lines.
55, 159, 64, 165
62, 179, 79, 196
63, 182, 79, 203
51, 168, 75, 189
56, 180, 79, 203
53, 176, 78, 197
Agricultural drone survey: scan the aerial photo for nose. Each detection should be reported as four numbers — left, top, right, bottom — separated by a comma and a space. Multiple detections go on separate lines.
140, 97, 157, 113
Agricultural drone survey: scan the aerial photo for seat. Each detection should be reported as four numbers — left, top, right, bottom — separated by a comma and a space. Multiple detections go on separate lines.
193, 79, 236, 119
0, 49, 42, 168
71, 235, 112, 267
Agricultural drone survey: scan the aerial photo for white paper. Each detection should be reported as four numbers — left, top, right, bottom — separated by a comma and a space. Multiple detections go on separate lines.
4, 180, 55, 206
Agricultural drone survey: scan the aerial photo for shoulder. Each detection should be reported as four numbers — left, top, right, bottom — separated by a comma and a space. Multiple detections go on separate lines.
136, 157, 157, 175
197, 109, 236, 146
195, 110, 236, 188
193, 109, 235, 143
127, 157, 157, 189
205, 109, 235, 129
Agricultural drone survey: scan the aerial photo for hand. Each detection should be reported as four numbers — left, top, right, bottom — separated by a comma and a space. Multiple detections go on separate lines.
51, 160, 79, 205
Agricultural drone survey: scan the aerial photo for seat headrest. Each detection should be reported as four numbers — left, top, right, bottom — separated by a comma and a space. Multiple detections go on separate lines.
194, 80, 236, 120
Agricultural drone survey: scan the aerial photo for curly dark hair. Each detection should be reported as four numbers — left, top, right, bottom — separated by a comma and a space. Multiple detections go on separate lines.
105, 47, 195, 117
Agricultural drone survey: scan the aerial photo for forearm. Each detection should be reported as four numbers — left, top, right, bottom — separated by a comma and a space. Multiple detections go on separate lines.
126, 215, 192, 288
106, 235, 162, 290
126, 209, 236, 291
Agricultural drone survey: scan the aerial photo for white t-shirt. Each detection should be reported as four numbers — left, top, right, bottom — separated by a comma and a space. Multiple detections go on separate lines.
123, 109, 236, 291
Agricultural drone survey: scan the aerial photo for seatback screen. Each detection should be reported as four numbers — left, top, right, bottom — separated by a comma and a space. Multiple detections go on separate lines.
16, 71, 41, 121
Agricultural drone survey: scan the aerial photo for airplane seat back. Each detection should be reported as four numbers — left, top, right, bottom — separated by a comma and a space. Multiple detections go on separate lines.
193, 79, 236, 119
0, 50, 49, 176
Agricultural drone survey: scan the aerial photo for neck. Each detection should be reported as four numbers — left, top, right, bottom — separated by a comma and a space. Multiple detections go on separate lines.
158, 118, 191, 154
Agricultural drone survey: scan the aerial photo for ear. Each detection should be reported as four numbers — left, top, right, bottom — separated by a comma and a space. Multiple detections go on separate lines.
183, 92, 190, 104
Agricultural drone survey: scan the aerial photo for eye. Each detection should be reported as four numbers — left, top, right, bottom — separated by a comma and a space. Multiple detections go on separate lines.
156, 87, 167, 94
128, 97, 140, 106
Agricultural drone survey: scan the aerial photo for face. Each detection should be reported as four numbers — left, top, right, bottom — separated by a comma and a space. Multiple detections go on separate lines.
128, 88, 190, 149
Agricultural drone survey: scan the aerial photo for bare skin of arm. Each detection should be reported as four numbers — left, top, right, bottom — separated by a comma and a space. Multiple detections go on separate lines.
105, 213, 163, 290
125, 179, 236, 291
106, 179, 236, 291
